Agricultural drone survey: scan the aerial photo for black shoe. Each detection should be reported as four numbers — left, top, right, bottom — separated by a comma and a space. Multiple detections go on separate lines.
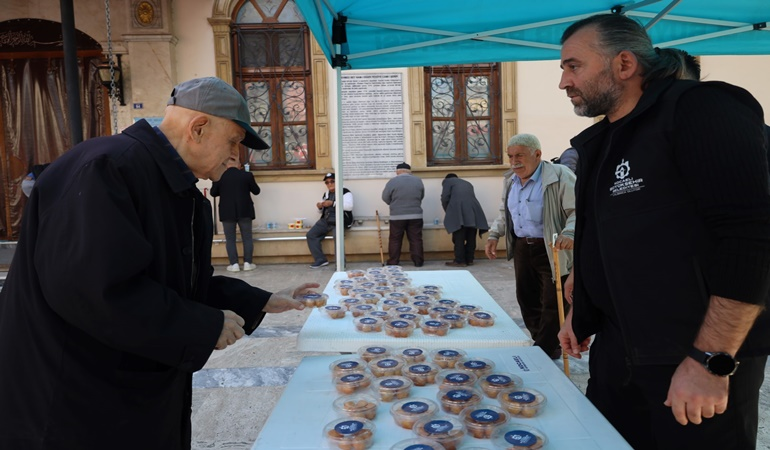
414, 262, 424, 267
466, 261, 474, 266
445, 261, 467, 267
309, 261, 329, 269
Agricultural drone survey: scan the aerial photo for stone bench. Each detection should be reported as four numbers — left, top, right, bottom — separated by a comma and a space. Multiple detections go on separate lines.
210, 221, 486, 265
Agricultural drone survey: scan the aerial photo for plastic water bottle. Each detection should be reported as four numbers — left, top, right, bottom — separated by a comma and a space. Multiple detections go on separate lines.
244, 163, 250, 171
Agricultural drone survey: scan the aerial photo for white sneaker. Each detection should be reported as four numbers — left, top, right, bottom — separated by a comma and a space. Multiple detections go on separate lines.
242, 262, 256, 271
226, 263, 240, 272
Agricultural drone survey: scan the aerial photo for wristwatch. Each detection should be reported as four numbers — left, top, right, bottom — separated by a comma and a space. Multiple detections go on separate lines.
688, 347, 739, 377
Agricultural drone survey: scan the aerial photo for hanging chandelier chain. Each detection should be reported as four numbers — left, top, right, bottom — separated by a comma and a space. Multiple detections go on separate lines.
105, 0, 118, 134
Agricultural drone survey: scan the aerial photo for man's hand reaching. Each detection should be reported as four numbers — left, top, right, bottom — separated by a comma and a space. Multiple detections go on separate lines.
215, 310, 245, 350
263, 282, 321, 313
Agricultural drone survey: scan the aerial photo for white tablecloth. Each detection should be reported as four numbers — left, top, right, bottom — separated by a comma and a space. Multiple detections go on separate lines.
252, 346, 632, 449
296, 270, 531, 352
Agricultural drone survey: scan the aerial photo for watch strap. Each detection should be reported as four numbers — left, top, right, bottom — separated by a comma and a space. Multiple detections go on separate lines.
688, 347, 739, 377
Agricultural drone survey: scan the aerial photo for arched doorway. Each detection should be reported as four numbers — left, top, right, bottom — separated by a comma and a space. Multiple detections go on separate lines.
0, 18, 108, 240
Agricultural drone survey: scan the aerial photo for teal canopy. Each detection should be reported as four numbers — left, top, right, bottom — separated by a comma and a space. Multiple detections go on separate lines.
295, 0, 770, 69
295, 0, 770, 271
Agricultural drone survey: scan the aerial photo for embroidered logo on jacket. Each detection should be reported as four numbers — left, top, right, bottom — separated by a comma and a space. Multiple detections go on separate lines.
610, 159, 645, 197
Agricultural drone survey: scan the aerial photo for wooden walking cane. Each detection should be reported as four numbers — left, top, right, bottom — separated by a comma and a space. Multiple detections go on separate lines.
375, 210, 385, 266
551, 233, 570, 377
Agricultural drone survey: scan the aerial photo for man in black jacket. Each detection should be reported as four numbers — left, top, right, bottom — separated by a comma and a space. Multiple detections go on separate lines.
557, 14, 770, 450
0, 77, 319, 449
211, 160, 261, 272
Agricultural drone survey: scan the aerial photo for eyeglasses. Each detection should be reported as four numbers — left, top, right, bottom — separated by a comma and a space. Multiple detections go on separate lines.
324, 180, 334, 185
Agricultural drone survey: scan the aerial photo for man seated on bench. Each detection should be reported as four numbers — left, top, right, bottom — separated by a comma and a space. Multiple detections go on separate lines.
306, 172, 354, 268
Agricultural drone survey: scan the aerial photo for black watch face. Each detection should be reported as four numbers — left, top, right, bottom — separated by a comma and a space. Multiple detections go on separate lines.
707, 353, 737, 376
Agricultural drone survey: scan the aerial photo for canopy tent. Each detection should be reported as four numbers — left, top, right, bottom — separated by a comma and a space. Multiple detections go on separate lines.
296, 0, 770, 69
293, 0, 770, 270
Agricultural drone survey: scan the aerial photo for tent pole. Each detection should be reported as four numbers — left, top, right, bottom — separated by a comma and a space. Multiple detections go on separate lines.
644, 0, 683, 31
314, 0, 336, 59
334, 56, 345, 272
60, 0, 83, 145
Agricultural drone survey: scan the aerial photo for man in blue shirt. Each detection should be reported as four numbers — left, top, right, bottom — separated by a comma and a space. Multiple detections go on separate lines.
486, 133, 576, 359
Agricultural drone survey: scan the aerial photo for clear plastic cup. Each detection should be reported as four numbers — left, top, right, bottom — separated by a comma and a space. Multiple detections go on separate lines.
410, 298, 434, 315
380, 298, 403, 311
385, 292, 410, 303
429, 348, 467, 369
460, 404, 509, 439
346, 269, 366, 278
436, 369, 478, 390
467, 310, 496, 327
478, 372, 523, 399
455, 304, 481, 315
384, 318, 416, 338
365, 310, 391, 321
437, 386, 483, 415
389, 397, 438, 429
368, 355, 406, 378
491, 423, 548, 449
354, 316, 384, 333
351, 304, 376, 318
412, 415, 465, 450
454, 357, 495, 378
329, 357, 367, 378
323, 305, 347, 319
497, 387, 547, 418
297, 292, 328, 308
392, 312, 421, 325
338, 297, 363, 310
333, 393, 379, 420
359, 292, 383, 305
401, 362, 440, 386
440, 313, 467, 329
420, 319, 450, 337
371, 375, 413, 402
323, 417, 376, 450
334, 372, 373, 395
435, 298, 459, 308
357, 345, 392, 362
395, 346, 428, 364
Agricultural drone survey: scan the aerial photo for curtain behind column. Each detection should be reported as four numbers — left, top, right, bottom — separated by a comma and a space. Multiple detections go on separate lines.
0, 57, 105, 240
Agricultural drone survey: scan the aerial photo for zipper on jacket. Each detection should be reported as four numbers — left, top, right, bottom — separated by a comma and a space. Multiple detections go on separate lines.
593, 126, 637, 364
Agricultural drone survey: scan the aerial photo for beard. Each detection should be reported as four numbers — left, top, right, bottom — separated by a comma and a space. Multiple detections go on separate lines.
568, 66, 622, 118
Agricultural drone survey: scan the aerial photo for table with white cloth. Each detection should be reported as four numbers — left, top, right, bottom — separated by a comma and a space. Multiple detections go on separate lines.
252, 346, 632, 449
297, 270, 531, 352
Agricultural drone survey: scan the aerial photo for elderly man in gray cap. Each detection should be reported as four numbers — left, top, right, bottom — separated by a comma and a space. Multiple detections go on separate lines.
0, 77, 318, 449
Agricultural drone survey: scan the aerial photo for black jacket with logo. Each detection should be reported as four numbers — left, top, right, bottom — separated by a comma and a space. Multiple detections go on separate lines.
570, 79, 770, 365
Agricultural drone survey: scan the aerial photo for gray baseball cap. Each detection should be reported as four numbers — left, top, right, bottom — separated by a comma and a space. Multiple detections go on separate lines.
167, 77, 269, 150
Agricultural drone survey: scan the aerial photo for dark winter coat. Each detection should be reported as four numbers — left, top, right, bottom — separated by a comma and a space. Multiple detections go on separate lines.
440, 177, 488, 235
210, 167, 260, 221
0, 120, 272, 449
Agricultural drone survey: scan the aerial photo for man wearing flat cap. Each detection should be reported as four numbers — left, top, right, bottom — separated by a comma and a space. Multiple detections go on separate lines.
382, 162, 425, 266
0, 77, 319, 449
306, 172, 354, 268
